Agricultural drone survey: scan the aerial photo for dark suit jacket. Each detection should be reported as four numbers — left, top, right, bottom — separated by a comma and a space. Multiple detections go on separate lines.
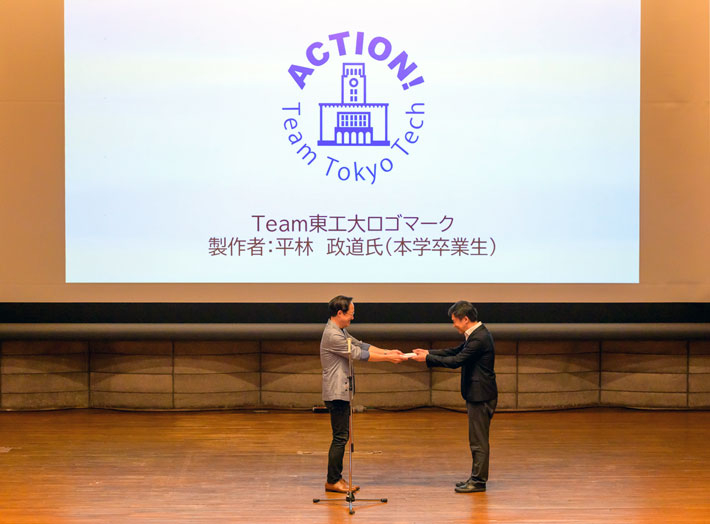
426, 323, 497, 402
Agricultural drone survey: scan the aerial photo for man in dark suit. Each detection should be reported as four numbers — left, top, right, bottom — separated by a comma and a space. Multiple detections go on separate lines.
411, 300, 497, 493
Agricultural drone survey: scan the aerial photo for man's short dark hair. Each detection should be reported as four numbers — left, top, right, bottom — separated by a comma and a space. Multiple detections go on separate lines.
448, 300, 478, 322
328, 295, 353, 317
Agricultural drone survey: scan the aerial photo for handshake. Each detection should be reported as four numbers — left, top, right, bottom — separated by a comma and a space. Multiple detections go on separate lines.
386, 348, 429, 363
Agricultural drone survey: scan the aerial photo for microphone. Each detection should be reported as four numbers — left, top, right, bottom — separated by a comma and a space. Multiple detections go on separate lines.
347, 337, 352, 354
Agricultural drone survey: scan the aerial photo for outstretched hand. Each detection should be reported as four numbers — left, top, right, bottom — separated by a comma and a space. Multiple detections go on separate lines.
388, 351, 408, 363
411, 348, 429, 362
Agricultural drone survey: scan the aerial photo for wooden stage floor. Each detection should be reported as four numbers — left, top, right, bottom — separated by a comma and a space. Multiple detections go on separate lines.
0, 408, 709, 523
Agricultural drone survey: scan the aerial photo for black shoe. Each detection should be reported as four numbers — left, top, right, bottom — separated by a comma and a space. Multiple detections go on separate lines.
456, 477, 473, 488
455, 480, 486, 493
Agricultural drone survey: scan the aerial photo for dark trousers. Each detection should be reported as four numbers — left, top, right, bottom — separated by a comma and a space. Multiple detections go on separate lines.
466, 397, 497, 483
325, 400, 350, 484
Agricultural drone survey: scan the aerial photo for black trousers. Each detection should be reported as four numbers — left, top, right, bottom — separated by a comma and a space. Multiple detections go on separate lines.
325, 400, 350, 484
466, 397, 497, 483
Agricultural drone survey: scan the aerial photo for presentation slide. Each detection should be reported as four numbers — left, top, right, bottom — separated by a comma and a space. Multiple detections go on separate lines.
64, 0, 640, 284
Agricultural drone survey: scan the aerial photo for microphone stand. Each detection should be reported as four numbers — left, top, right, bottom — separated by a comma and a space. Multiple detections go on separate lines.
313, 337, 388, 514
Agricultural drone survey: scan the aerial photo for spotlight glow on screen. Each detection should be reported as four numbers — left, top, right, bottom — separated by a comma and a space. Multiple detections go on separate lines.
65, 0, 640, 283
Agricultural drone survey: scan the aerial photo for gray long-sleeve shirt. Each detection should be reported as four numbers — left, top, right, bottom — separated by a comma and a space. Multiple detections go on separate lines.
320, 319, 371, 401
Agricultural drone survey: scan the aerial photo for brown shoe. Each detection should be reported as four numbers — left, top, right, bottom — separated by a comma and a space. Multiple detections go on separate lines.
325, 479, 360, 493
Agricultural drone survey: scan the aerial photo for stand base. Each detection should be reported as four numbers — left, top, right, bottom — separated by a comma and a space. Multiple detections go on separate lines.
313, 492, 388, 514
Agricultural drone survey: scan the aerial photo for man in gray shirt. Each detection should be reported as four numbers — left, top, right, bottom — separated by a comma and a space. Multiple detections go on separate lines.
321, 295, 407, 494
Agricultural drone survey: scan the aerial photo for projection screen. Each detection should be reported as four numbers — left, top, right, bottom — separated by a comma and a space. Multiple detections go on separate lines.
0, 0, 708, 306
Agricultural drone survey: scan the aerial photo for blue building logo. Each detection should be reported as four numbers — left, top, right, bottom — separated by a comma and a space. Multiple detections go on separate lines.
282, 31, 425, 185
318, 63, 389, 146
